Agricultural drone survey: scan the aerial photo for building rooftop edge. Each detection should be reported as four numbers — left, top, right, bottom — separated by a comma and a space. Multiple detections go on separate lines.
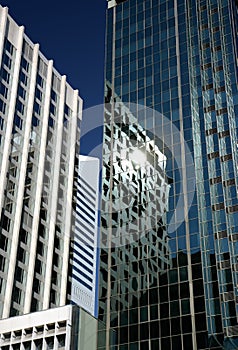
0, 5, 82, 98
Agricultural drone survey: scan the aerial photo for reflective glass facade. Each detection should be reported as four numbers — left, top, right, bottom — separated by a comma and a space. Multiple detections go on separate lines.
98, 0, 238, 349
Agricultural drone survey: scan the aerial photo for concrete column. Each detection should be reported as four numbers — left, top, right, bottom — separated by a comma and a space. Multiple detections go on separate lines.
42, 75, 66, 309
59, 91, 81, 305
3, 42, 39, 318
0, 25, 24, 212
23, 59, 53, 313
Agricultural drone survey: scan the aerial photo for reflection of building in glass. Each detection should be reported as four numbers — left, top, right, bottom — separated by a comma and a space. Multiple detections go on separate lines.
0, 6, 82, 320
99, 0, 238, 349
99, 84, 172, 346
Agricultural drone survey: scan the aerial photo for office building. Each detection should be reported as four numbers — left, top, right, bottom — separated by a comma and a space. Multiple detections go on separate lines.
71, 155, 100, 318
98, 0, 238, 349
0, 305, 98, 350
0, 5, 83, 319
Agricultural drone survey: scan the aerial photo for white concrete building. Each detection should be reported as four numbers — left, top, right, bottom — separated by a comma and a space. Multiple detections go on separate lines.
0, 5, 83, 319
0, 305, 97, 350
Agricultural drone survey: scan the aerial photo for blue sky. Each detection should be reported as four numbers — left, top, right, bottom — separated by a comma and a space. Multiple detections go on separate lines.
1, 0, 106, 155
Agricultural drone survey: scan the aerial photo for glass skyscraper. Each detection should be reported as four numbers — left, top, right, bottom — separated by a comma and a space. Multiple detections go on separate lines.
98, 0, 238, 349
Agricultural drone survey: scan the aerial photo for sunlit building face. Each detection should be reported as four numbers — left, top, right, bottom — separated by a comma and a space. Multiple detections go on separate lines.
0, 5, 82, 320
